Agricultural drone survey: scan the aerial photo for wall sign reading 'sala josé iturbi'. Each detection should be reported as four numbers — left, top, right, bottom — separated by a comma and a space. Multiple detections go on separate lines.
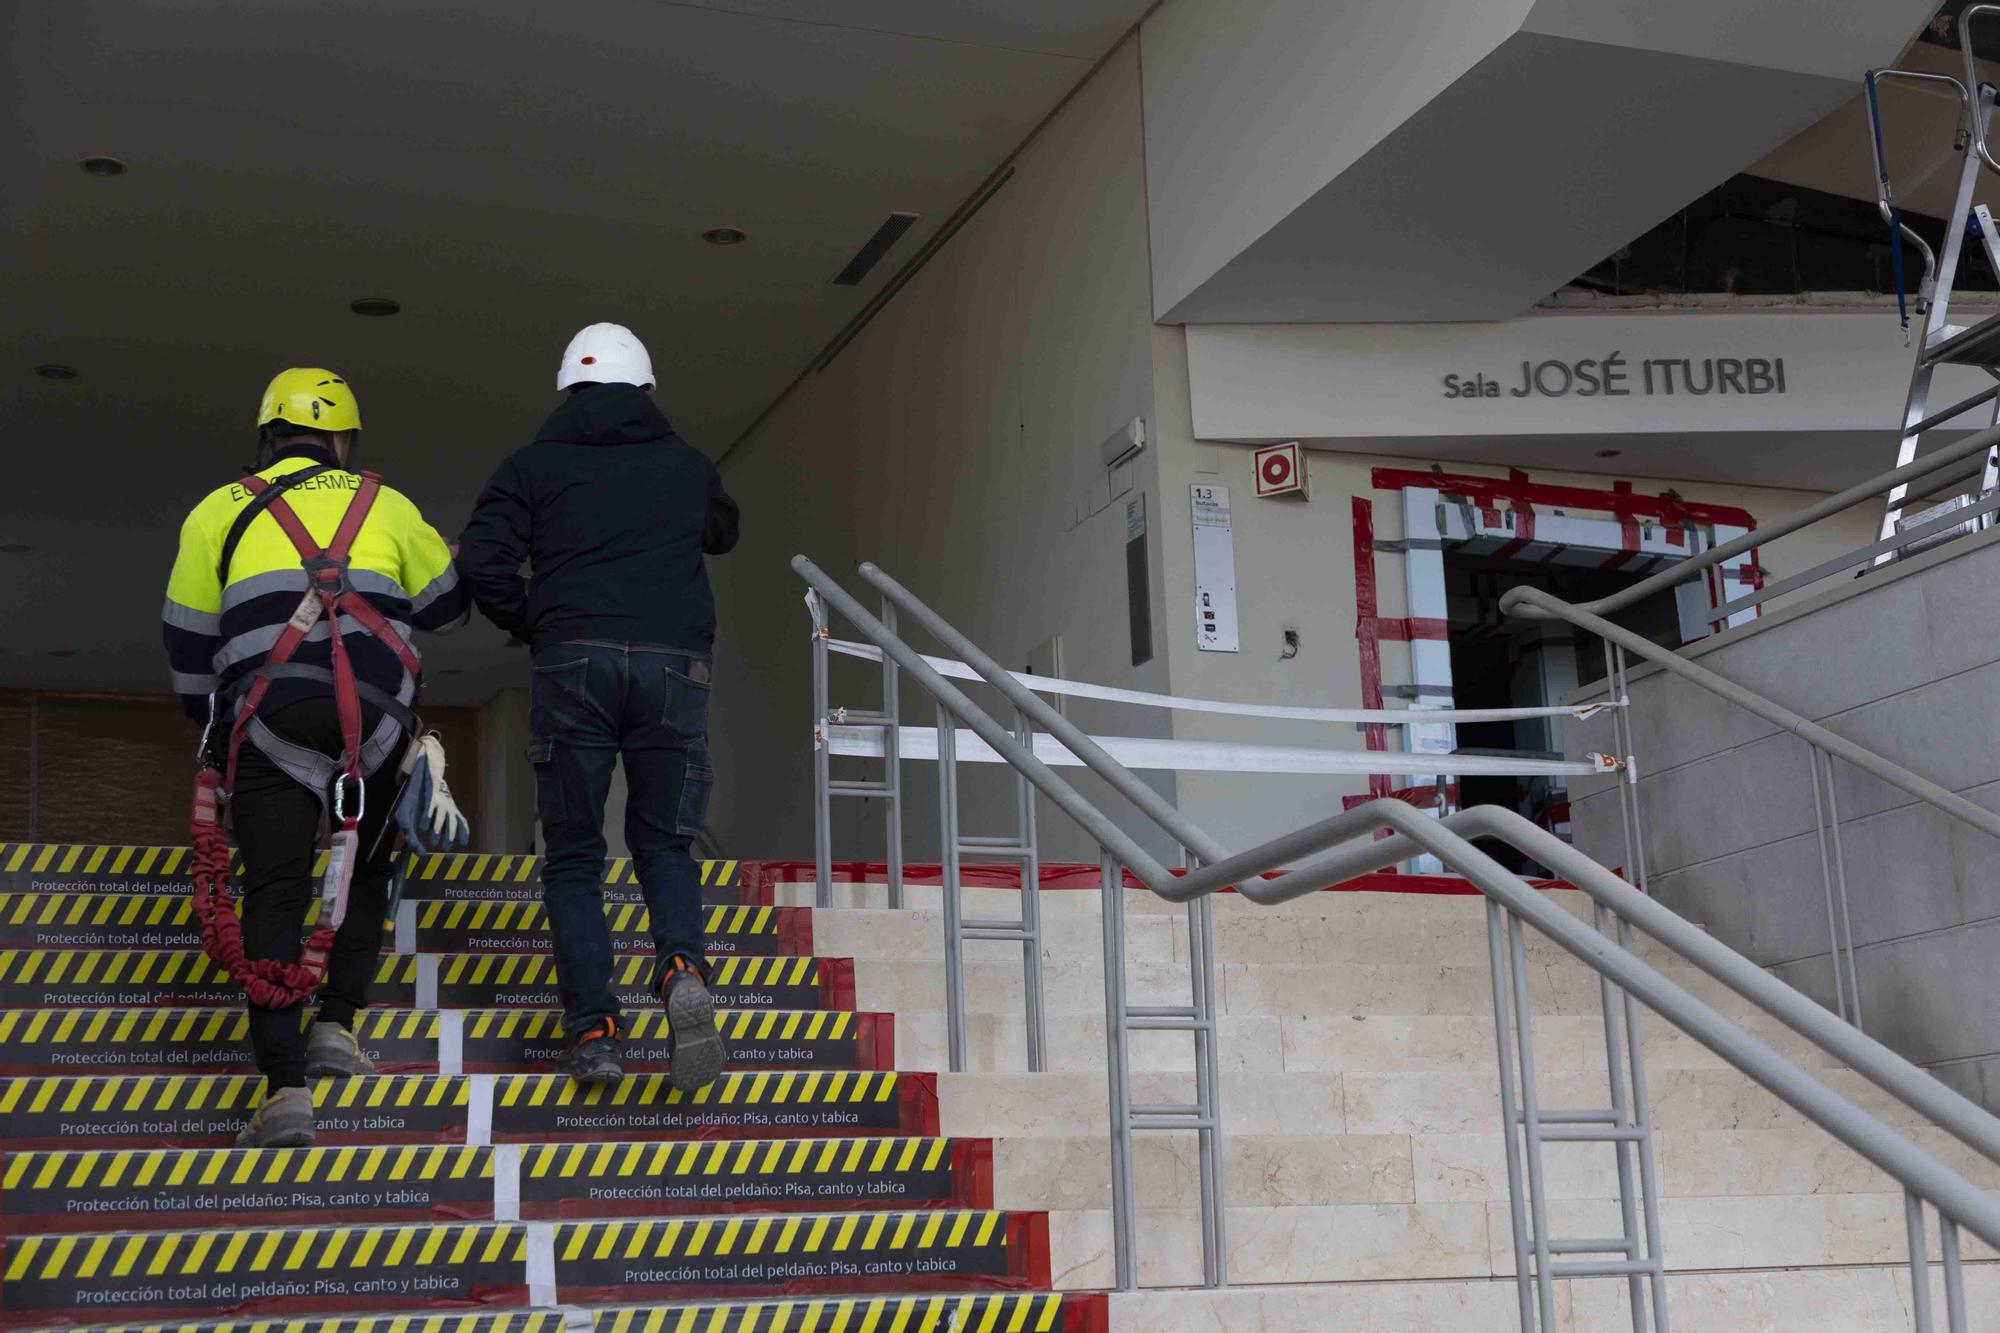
1441, 354, 1788, 399
1182, 315, 1963, 444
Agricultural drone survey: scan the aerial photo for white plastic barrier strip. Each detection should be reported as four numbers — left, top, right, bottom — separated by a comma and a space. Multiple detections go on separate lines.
824, 636, 1614, 725
828, 724, 1617, 777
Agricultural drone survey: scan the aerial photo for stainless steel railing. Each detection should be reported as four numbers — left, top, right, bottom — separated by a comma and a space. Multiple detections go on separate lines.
795, 554, 2000, 1329
1499, 424, 2000, 1030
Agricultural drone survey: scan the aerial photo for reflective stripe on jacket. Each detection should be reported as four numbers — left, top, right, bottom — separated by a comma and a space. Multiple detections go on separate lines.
162, 447, 470, 728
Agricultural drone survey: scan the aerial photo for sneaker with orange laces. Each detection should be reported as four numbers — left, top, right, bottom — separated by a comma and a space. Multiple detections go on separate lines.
556, 1016, 623, 1086
656, 955, 726, 1092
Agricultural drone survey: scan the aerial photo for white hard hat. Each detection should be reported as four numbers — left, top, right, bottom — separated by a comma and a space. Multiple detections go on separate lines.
557, 322, 654, 392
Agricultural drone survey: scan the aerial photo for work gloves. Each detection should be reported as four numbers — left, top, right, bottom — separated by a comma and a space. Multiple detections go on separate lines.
394, 733, 470, 853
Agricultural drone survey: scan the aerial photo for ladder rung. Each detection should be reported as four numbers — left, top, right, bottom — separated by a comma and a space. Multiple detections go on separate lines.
1926, 311, 2000, 367
832, 710, 896, 727
1547, 1237, 1637, 1255
957, 843, 1034, 859
1906, 383, 2000, 437
959, 835, 1024, 847
1523, 1108, 1618, 1125
829, 781, 893, 797
1549, 1258, 1664, 1279
1131, 1114, 1217, 1132
1538, 1125, 1647, 1144
1127, 1005, 1199, 1019
963, 927, 1033, 942
1131, 1102, 1206, 1117
1126, 1016, 1213, 1033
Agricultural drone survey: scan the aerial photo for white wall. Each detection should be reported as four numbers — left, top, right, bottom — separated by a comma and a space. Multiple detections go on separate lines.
1139, 0, 1535, 321
708, 37, 1173, 864
1138, 0, 1938, 324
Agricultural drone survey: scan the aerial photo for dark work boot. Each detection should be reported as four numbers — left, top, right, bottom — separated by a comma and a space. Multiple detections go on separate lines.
657, 955, 726, 1093
556, 1017, 624, 1087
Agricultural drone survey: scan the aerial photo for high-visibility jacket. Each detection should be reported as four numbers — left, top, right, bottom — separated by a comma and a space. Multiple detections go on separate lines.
162, 445, 469, 780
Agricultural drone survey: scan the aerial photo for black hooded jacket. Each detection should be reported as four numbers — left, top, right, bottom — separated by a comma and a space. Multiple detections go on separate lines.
459, 383, 739, 653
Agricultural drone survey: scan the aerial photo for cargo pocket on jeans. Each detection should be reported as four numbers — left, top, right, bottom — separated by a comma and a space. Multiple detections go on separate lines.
678, 750, 714, 836
527, 737, 564, 826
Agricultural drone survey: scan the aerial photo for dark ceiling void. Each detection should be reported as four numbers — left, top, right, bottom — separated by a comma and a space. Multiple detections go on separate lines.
1917, 0, 2000, 61
1564, 174, 2000, 298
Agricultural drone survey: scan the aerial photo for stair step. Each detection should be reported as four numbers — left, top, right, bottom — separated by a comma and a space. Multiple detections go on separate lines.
2, 1136, 992, 1232
0, 951, 854, 1012
0, 1007, 892, 1076
0, 844, 752, 907
42, 1293, 1108, 1333
603, 1294, 1105, 1333
0, 893, 811, 956
0, 1210, 1049, 1326
0, 1071, 940, 1151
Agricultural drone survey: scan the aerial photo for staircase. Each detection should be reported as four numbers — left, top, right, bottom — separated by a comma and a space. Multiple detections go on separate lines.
0, 844, 1995, 1330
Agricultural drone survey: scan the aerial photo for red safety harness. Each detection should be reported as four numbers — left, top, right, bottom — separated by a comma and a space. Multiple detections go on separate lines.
190, 469, 422, 1008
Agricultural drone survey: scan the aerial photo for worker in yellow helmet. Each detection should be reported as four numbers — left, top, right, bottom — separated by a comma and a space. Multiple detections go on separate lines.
162, 368, 471, 1148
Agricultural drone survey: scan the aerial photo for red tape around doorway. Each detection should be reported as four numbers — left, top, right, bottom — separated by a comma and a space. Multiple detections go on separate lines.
1355, 464, 1762, 799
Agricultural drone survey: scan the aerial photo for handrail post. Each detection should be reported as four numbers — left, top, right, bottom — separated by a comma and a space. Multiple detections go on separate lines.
1099, 846, 1138, 1290
938, 702, 968, 1074
1015, 703, 1047, 1073
809, 591, 834, 910
882, 596, 904, 911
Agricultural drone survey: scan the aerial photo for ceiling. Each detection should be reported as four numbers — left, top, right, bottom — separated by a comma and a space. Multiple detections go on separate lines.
0, 0, 1152, 701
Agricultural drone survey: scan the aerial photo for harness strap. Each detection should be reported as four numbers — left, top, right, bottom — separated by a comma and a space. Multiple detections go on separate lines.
193, 465, 430, 1012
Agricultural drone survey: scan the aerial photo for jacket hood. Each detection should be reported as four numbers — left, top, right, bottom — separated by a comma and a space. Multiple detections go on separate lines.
534, 382, 675, 447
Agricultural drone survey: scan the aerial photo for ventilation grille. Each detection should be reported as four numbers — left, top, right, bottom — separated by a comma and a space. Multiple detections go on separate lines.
832, 213, 920, 286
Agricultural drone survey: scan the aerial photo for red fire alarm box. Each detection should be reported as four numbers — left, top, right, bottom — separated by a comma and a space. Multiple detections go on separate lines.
1254, 441, 1308, 499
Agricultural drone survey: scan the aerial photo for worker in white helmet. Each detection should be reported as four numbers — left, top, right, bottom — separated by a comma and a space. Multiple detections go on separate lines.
459, 323, 739, 1088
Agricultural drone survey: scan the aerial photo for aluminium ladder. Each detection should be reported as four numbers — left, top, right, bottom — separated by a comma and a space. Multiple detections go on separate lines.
1869, 16, 2000, 543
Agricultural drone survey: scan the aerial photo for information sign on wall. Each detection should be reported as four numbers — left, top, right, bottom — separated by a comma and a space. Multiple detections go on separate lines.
1190, 484, 1240, 653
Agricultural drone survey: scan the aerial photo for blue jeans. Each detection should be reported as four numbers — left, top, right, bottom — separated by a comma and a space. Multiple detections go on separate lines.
528, 640, 714, 1033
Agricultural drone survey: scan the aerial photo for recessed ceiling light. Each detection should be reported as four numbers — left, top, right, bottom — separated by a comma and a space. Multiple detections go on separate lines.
702, 227, 748, 246
1595, 448, 1622, 459
350, 297, 401, 317
80, 156, 127, 178
32, 364, 77, 380
0, 545, 30, 555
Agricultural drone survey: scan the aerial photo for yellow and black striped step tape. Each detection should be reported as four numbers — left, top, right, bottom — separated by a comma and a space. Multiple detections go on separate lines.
0, 892, 345, 931
3, 1142, 489, 1194
31, 1316, 563, 1333
595, 1294, 1072, 1333
0, 950, 418, 990
0, 1007, 434, 1048
520, 1136, 949, 1183
2, 1220, 523, 1283
416, 901, 779, 937
0, 843, 739, 888
406, 853, 740, 888
437, 953, 816, 991
0, 1073, 467, 1118
551, 1209, 1005, 1262
466, 1008, 853, 1044
494, 1069, 901, 1110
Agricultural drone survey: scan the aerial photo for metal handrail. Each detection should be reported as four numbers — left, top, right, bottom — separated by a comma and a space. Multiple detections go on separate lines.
1963, 6, 2000, 176
1500, 584, 2000, 845
796, 554, 2000, 1329
1504, 421, 2000, 624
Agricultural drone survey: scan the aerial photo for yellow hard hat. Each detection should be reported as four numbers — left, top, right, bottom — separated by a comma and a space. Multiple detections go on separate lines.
257, 367, 362, 432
